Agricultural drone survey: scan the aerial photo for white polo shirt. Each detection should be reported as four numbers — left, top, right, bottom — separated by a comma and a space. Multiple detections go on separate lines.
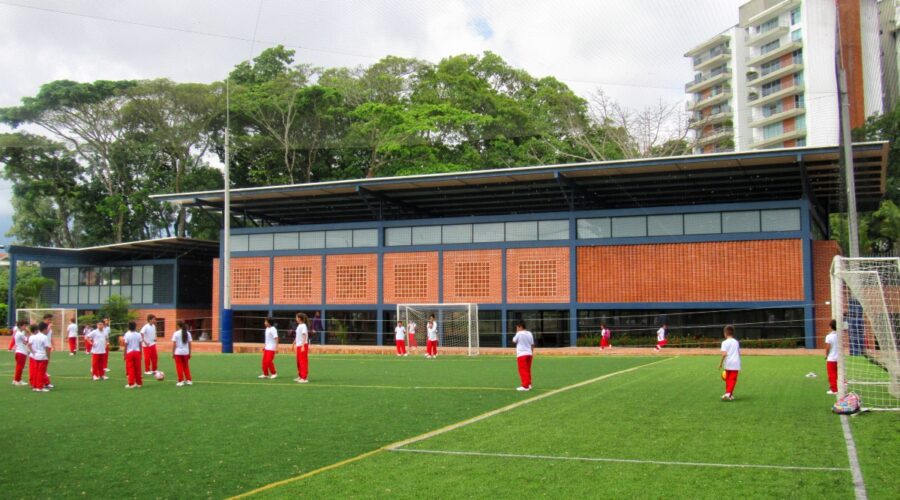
14, 329, 29, 355
657, 327, 667, 342
67, 323, 78, 338
123, 331, 142, 353
140, 323, 157, 346
512, 330, 535, 357
426, 322, 438, 341
172, 330, 192, 356
408, 322, 417, 336
295, 324, 308, 346
87, 329, 108, 354
394, 326, 406, 341
28, 333, 51, 360
264, 326, 278, 351
825, 331, 839, 362
721, 337, 741, 371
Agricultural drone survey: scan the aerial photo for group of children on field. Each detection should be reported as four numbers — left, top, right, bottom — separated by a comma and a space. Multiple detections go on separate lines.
257, 312, 311, 383
393, 315, 440, 358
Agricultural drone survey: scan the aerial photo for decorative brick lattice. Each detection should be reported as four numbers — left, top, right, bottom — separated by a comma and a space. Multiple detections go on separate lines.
518, 260, 557, 297
454, 262, 491, 298
233, 268, 261, 301
282, 267, 313, 302
394, 263, 428, 300
335, 265, 367, 300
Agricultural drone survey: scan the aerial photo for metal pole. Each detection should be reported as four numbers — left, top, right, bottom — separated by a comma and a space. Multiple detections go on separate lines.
839, 70, 860, 258
221, 80, 234, 353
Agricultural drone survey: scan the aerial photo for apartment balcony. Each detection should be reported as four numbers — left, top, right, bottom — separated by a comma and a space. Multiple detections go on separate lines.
684, 33, 730, 58
747, 41, 803, 68
693, 50, 730, 71
747, 0, 801, 25
687, 91, 731, 111
749, 83, 804, 107
748, 63, 804, 87
750, 128, 806, 149
689, 109, 733, 129
697, 128, 734, 147
685, 69, 731, 93
746, 24, 789, 47
748, 107, 805, 128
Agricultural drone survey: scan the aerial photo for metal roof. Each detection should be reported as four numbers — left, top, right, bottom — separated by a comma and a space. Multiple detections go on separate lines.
8, 237, 219, 260
151, 142, 889, 226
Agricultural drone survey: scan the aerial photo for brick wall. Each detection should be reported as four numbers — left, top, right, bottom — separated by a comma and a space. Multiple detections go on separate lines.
273, 256, 322, 305
230, 257, 270, 305
813, 240, 841, 348
325, 254, 378, 304
443, 250, 502, 303
577, 239, 805, 303
506, 247, 570, 303
383, 251, 439, 304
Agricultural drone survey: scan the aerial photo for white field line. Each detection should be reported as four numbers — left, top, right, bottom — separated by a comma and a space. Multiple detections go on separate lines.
840, 415, 868, 500
391, 448, 851, 473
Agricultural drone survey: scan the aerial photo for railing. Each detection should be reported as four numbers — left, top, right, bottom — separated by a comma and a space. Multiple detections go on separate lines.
693, 45, 728, 66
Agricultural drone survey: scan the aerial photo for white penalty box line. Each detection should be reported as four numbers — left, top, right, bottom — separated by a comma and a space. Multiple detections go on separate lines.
390, 448, 851, 473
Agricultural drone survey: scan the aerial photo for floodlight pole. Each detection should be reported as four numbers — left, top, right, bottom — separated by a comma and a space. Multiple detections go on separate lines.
838, 69, 860, 258
221, 80, 234, 353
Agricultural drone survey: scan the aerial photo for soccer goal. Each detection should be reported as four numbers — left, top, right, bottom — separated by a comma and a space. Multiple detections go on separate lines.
16, 308, 79, 352
397, 303, 479, 356
830, 257, 900, 410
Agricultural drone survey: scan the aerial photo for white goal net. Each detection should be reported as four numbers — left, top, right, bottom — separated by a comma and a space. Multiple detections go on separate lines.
397, 303, 479, 356
16, 308, 79, 352
831, 257, 900, 410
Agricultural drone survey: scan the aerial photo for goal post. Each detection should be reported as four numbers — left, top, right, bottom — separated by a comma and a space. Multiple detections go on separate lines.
15, 308, 79, 352
396, 303, 479, 356
830, 257, 900, 410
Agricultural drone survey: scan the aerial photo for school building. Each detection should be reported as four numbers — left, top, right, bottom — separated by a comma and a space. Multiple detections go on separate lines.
142, 142, 887, 349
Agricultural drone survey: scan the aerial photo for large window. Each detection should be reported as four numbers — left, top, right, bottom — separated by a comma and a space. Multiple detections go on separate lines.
577, 208, 800, 239
760, 39, 780, 55
233, 228, 378, 252
386, 220, 569, 246
58, 265, 155, 305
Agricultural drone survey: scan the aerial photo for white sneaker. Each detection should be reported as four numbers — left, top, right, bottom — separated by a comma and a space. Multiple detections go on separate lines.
258, 374, 268, 379
40, 388, 49, 392
186, 380, 192, 386
92, 376, 100, 381
125, 385, 133, 389
46, 384, 54, 389
11, 381, 17, 386
176, 382, 184, 387
135, 385, 142, 388
102, 376, 109, 380
298, 379, 308, 384
104, 368, 110, 372
404, 353, 409, 357
144, 371, 153, 375
269, 374, 277, 380
293, 377, 301, 383
69, 352, 75, 356
516, 386, 530, 392
826, 390, 837, 395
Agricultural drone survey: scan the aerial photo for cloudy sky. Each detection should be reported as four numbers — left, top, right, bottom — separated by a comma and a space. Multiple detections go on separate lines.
0, 0, 745, 245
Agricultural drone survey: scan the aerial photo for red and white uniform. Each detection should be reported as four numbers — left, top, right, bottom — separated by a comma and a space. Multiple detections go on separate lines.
140, 323, 158, 373
172, 330, 192, 383
721, 337, 741, 395
394, 326, 407, 355
102, 326, 111, 370
656, 327, 667, 350
12, 328, 29, 383
600, 327, 611, 349
123, 330, 143, 387
27, 332, 51, 390
262, 326, 278, 376
407, 322, 418, 348
825, 330, 839, 393
512, 329, 535, 389
86, 328, 108, 378
426, 321, 439, 357
295, 323, 309, 380
83, 326, 93, 354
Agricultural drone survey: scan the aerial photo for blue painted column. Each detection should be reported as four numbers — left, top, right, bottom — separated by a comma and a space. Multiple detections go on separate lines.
569, 215, 578, 347
320, 255, 326, 345
7, 253, 16, 328
501, 248, 508, 348
376, 221, 384, 346
800, 202, 816, 349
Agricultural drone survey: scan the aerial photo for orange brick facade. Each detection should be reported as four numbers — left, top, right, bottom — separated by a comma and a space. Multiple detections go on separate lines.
273, 256, 322, 305
577, 240, 805, 303
506, 247, 570, 303
442, 250, 503, 303
383, 252, 439, 304
812, 240, 842, 348
325, 254, 378, 304
230, 257, 271, 305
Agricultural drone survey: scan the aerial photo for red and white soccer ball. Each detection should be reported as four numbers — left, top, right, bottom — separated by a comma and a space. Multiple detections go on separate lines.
155, 371, 165, 381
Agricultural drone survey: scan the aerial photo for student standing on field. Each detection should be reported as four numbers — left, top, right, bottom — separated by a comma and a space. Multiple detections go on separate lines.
294, 312, 309, 383
11, 321, 30, 386
83, 324, 93, 355
825, 319, 839, 395
172, 321, 193, 387
27, 323, 52, 392
87, 321, 109, 381
512, 322, 534, 391
425, 315, 438, 358
123, 321, 143, 389
718, 325, 741, 401
260, 317, 278, 379
407, 320, 418, 353
394, 321, 407, 356
600, 323, 612, 350
141, 315, 159, 375
102, 317, 111, 373
66, 317, 78, 355
655, 323, 668, 351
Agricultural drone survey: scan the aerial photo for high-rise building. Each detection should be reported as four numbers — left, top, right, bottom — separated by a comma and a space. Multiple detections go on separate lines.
877, 0, 899, 111
686, 0, 883, 153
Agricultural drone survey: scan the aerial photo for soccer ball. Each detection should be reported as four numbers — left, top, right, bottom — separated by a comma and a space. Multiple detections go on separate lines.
155, 371, 165, 381
721, 370, 727, 381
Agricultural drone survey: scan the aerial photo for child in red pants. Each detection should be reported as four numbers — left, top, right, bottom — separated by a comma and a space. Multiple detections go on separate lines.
86, 322, 109, 380
718, 325, 740, 401
512, 322, 534, 391
394, 321, 407, 356
259, 317, 278, 379
27, 322, 53, 392
122, 321, 143, 388
11, 322, 30, 386
172, 321, 193, 387
294, 312, 309, 383
824, 319, 839, 395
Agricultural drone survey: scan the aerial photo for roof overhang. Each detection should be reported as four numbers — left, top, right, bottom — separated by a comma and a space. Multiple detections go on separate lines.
8, 237, 219, 262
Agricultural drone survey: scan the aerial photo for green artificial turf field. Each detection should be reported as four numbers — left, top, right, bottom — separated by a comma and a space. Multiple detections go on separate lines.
0, 352, 896, 499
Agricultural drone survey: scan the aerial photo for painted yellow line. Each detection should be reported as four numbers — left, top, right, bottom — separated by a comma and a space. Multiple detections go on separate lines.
229, 357, 675, 498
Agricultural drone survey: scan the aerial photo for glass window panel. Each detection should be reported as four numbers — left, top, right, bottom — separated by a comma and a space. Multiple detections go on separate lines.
99, 287, 110, 303
110, 285, 121, 298
761, 208, 801, 231
538, 220, 569, 240
89, 287, 100, 304
442, 224, 473, 244
326, 230, 353, 248
118, 285, 130, 301
684, 213, 722, 234
231, 234, 249, 252
248, 233, 274, 251
505, 221, 538, 241
58, 287, 68, 305
131, 286, 142, 304
119, 267, 131, 286
299, 231, 326, 249
143, 266, 154, 284
473, 223, 505, 243
723, 211, 761, 233
353, 229, 378, 247
59, 268, 69, 286
132, 266, 143, 285
143, 285, 153, 304
273, 232, 299, 250
412, 225, 442, 245
577, 218, 611, 239
79, 286, 89, 304
70, 287, 79, 304
647, 215, 684, 236
612, 216, 647, 238
385, 227, 412, 246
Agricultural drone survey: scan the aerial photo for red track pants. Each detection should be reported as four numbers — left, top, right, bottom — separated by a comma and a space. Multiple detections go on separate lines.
296, 347, 309, 380
91, 354, 104, 378
144, 344, 158, 372
656, 339, 668, 349
68, 337, 77, 354
396, 340, 406, 355
174, 354, 192, 382
426, 339, 438, 356
262, 349, 277, 376
827, 361, 838, 393
517, 355, 533, 388
14, 352, 26, 382
724, 369, 739, 395
407, 334, 417, 348
125, 351, 143, 386
30, 359, 48, 389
